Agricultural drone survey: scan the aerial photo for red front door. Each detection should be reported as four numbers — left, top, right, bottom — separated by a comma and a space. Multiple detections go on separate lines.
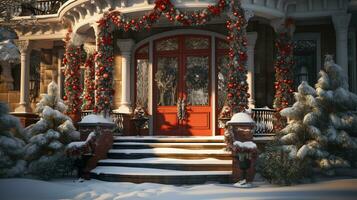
154, 35, 212, 136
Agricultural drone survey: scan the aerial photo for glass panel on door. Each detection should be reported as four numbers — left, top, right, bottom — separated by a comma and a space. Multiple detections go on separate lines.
185, 56, 209, 106
155, 57, 178, 106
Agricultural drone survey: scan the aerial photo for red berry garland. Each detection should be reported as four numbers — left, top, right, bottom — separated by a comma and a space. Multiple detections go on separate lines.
273, 18, 295, 131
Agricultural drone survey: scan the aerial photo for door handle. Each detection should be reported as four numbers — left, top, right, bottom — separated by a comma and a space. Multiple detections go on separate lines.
177, 97, 183, 121
181, 98, 186, 120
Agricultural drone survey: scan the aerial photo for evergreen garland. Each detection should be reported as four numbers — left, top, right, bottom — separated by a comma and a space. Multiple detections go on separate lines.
273, 19, 295, 131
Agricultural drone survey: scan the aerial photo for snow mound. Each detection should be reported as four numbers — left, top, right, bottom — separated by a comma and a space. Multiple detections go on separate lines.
233, 141, 257, 149
79, 114, 114, 124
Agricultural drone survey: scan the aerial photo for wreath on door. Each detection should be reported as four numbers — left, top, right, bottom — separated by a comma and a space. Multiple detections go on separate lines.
185, 64, 209, 90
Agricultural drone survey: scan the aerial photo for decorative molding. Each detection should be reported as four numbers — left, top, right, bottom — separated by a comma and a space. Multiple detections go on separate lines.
15, 40, 31, 53
117, 39, 135, 54
332, 13, 352, 33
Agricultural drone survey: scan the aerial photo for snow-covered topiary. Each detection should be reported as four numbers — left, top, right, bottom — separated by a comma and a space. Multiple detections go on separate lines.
24, 81, 79, 179
259, 55, 357, 184
0, 102, 27, 177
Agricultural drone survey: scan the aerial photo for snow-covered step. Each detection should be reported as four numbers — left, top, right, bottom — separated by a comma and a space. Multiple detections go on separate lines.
98, 158, 232, 171
90, 166, 231, 184
114, 136, 224, 143
112, 142, 226, 150
107, 147, 231, 160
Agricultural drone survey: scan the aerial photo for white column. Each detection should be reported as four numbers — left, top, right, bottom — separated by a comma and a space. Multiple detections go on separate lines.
247, 32, 258, 108
14, 40, 32, 113
116, 39, 135, 114
332, 13, 351, 78
57, 49, 65, 97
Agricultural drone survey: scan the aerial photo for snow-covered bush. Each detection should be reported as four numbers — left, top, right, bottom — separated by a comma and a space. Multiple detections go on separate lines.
0, 102, 27, 177
256, 140, 311, 185
24, 81, 79, 179
258, 55, 357, 184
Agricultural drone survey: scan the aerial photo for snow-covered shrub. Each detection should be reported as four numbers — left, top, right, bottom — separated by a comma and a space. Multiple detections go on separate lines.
0, 102, 27, 177
256, 141, 312, 185
25, 82, 79, 179
258, 55, 357, 184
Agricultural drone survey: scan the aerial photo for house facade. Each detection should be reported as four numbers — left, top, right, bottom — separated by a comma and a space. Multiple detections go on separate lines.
1, 0, 357, 136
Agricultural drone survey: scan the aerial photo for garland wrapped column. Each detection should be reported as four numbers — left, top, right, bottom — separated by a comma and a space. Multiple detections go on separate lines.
81, 52, 96, 111
271, 18, 295, 131
63, 29, 85, 122
225, 0, 250, 114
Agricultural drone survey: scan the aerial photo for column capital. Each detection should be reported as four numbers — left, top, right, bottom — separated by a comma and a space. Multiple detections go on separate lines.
332, 13, 351, 33
244, 9, 254, 23
15, 40, 31, 53
247, 32, 258, 49
117, 39, 135, 53
83, 42, 97, 55
270, 18, 295, 36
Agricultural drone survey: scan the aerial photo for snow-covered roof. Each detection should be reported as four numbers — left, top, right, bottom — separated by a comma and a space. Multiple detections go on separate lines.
0, 40, 20, 63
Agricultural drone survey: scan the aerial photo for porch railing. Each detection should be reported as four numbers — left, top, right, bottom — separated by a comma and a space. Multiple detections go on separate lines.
251, 107, 276, 137
81, 107, 277, 137
10, 0, 67, 17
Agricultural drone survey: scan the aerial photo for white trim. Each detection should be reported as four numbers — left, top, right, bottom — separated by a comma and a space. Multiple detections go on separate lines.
211, 35, 216, 136
293, 33, 322, 73
148, 40, 154, 136
133, 29, 227, 50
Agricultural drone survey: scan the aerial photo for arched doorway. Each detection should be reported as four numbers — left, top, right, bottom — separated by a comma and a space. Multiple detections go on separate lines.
133, 30, 232, 136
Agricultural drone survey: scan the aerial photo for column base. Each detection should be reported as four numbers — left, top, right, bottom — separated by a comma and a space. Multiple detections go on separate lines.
115, 104, 132, 114
248, 99, 255, 109
14, 104, 32, 113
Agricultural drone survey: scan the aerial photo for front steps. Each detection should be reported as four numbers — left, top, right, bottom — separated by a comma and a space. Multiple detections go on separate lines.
90, 136, 233, 184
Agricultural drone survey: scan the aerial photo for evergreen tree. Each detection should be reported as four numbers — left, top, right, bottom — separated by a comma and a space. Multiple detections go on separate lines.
0, 102, 27, 177
259, 56, 357, 184
24, 81, 79, 179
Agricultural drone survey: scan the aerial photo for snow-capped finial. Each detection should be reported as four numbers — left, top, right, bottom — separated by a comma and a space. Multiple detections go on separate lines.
324, 54, 334, 65
47, 81, 58, 96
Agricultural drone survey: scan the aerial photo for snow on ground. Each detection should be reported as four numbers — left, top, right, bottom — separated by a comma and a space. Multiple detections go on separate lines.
1, 178, 357, 200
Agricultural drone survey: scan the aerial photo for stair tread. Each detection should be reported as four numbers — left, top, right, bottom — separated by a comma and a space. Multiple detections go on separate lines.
109, 148, 230, 155
114, 136, 224, 142
91, 166, 231, 176
114, 142, 225, 145
99, 158, 231, 165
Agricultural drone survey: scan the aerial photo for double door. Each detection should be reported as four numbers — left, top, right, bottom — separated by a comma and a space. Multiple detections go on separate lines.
154, 36, 211, 135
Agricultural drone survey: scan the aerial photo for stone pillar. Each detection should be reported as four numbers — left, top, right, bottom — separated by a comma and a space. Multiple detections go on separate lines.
14, 40, 32, 113
116, 39, 135, 114
332, 13, 351, 78
247, 32, 258, 108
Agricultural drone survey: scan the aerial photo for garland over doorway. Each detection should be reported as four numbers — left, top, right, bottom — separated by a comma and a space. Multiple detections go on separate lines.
64, 0, 251, 117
